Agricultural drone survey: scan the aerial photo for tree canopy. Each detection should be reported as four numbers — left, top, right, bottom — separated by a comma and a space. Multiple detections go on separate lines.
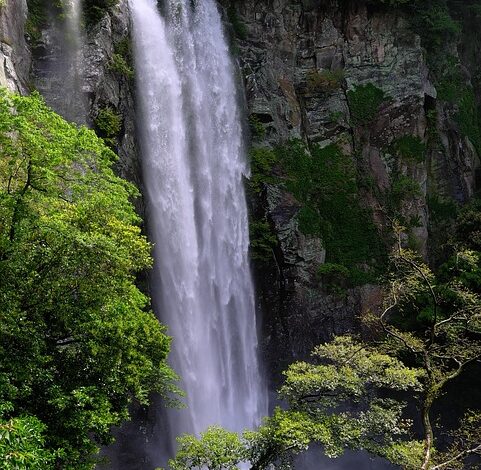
0, 89, 177, 469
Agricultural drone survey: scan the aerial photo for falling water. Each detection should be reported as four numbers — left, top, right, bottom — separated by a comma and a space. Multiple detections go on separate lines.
129, 0, 266, 458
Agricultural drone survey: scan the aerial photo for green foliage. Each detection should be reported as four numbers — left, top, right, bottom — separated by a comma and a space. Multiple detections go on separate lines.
110, 53, 134, 80
389, 175, 422, 210
328, 110, 344, 123
248, 147, 278, 193
390, 135, 426, 163
84, 0, 118, 26
347, 83, 386, 126
248, 147, 278, 264
110, 37, 134, 80
427, 193, 458, 223
317, 263, 350, 295
411, 0, 461, 53
25, 0, 48, 44
94, 106, 122, 148
0, 412, 56, 469
456, 87, 481, 153
227, 5, 247, 40
306, 69, 344, 93
248, 114, 266, 139
277, 140, 384, 284
453, 198, 481, 250
436, 60, 481, 153
249, 219, 277, 262
281, 336, 424, 404
297, 204, 320, 236
171, 337, 426, 470
169, 427, 246, 470
0, 89, 177, 468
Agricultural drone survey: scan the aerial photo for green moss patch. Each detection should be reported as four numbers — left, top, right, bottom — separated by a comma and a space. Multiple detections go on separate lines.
347, 83, 386, 126
276, 140, 385, 284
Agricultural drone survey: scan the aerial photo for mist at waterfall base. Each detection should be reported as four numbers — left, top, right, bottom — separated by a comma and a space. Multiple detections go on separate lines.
126, 0, 267, 466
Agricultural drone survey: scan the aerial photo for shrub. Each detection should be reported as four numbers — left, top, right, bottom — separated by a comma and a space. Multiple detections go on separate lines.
94, 106, 122, 148
317, 263, 350, 283
84, 0, 118, 26
347, 83, 386, 126
427, 194, 458, 223
456, 88, 481, 154
249, 219, 277, 262
248, 147, 278, 193
249, 114, 266, 139
297, 205, 320, 236
110, 53, 134, 79
414, 2, 461, 50
277, 140, 385, 277
389, 175, 422, 209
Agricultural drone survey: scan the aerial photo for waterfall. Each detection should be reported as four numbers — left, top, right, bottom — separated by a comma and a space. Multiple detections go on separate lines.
129, 0, 266, 458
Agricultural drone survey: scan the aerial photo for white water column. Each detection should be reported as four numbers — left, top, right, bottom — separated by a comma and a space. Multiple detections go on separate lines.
129, 0, 266, 454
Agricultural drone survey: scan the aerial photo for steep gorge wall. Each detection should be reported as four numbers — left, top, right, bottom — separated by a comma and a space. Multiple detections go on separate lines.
226, 0, 481, 380
0, 0, 141, 197
30, 0, 142, 194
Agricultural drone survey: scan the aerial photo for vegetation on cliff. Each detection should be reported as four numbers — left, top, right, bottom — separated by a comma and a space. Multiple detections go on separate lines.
0, 90, 177, 469
169, 210, 481, 469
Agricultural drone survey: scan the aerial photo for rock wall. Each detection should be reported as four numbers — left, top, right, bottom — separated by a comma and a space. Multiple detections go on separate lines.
84, 0, 141, 192
226, 0, 480, 381
0, 0, 30, 93
29, 0, 141, 194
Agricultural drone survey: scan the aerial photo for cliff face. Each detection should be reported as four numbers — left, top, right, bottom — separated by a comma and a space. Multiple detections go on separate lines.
84, 1, 141, 190
26, 0, 142, 197
0, 0, 30, 93
228, 0, 480, 379
0, 0, 479, 386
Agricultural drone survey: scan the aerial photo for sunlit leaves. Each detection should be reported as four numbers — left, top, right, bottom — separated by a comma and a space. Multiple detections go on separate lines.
0, 408, 56, 470
170, 427, 246, 470
0, 89, 177, 468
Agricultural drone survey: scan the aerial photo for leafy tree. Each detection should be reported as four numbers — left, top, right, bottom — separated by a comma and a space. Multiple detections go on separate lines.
0, 404, 56, 469
170, 427, 246, 470
170, 220, 481, 470
0, 89, 178, 469
84, 0, 119, 25
372, 223, 481, 469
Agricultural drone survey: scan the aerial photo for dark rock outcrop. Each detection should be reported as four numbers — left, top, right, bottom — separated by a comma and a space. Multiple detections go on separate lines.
228, 0, 480, 381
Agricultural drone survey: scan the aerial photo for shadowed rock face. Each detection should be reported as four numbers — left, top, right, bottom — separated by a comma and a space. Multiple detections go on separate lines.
30, 0, 141, 194
225, 0, 480, 382
31, 0, 87, 123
